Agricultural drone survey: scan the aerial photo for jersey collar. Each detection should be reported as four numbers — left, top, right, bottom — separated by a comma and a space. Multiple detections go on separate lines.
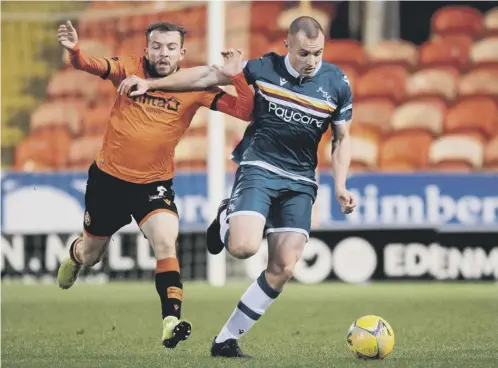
284, 54, 322, 81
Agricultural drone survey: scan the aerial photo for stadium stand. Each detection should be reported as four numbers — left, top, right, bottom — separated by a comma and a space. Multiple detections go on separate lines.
6, 3, 498, 172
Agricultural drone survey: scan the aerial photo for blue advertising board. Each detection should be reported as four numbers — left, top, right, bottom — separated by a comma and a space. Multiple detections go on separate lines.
1, 171, 497, 234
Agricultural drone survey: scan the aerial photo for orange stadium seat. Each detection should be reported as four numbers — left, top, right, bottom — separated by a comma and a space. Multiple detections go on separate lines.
322, 40, 367, 70
431, 6, 483, 38
458, 69, 498, 99
322, 135, 379, 172
469, 37, 498, 67
30, 103, 82, 135
428, 135, 484, 172
356, 65, 408, 103
390, 101, 445, 136
68, 136, 103, 170
483, 7, 498, 36
484, 136, 498, 170
365, 40, 418, 69
418, 37, 471, 69
350, 136, 379, 170
444, 97, 497, 140
379, 130, 433, 171
15, 129, 72, 170
352, 98, 395, 141
405, 68, 458, 102
47, 69, 100, 102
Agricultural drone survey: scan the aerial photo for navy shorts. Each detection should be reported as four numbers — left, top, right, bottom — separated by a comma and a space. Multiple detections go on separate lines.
226, 164, 315, 240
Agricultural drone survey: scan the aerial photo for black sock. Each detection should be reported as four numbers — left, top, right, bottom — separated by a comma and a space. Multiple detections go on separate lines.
155, 258, 183, 319
69, 238, 82, 264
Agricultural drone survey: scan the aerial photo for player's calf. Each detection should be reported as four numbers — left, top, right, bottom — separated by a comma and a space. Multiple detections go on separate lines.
140, 211, 191, 348
265, 232, 306, 290
57, 235, 109, 289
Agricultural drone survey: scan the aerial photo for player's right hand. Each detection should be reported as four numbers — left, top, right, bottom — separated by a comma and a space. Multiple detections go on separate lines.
214, 48, 243, 77
57, 20, 78, 50
117, 75, 151, 97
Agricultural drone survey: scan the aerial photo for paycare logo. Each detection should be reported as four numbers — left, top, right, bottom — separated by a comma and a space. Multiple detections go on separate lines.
268, 102, 324, 128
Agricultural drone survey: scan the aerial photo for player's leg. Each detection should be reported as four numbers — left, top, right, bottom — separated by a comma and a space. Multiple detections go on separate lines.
206, 165, 270, 257
211, 192, 311, 358
58, 163, 131, 289
132, 181, 190, 349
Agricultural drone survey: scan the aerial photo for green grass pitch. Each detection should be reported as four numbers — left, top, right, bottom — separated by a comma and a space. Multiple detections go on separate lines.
2, 282, 498, 367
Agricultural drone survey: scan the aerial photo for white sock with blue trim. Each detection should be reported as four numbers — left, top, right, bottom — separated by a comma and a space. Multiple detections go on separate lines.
215, 271, 281, 343
219, 209, 229, 246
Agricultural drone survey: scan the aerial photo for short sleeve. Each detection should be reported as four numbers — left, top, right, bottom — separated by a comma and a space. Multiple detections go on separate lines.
331, 73, 353, 125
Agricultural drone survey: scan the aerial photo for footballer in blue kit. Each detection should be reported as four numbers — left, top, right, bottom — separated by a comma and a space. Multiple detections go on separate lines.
120, 16, 356, 359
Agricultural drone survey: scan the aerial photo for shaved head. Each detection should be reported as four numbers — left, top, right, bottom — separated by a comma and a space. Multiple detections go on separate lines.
288, 16, 324, 39
285, 16, 325, 77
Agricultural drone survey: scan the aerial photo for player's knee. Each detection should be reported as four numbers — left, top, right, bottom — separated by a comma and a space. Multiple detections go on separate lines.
149, 236, 177, 259
227, 238, 259, 259
267, 261, 295, 283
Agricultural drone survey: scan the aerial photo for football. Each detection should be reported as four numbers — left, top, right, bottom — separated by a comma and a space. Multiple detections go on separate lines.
346, 315, 395, 360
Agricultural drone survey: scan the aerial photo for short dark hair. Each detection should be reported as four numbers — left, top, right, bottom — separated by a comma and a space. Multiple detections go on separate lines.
145, 22, 187, 46
288, 16, 324, 39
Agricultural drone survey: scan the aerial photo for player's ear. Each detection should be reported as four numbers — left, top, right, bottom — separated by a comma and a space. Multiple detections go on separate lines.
284, 40, 289, 49
179, 47, 186, 61
144, 47, 149, 59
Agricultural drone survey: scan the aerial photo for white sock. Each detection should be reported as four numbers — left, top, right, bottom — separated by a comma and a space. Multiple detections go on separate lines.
215, 271, 281, 343
219, 209, 229, 245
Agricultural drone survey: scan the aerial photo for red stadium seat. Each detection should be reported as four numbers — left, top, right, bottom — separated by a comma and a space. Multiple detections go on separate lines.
379, 130, 433, 170
356, 65, 408, 103
444, 97, 498, 140
390, 101, 445, 135
322, 40, 367, 70
30, 102, 82, 135
365, 40, 418, 69
429, 135, 484, 171
418, 37, 471, 69
47, 69, 100, 101
431, 6, 483, 38
15, 129, 72, 170
405, 68, 458, 102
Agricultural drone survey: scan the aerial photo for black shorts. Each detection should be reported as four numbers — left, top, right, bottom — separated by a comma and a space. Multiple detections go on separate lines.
83, 162, 178, 238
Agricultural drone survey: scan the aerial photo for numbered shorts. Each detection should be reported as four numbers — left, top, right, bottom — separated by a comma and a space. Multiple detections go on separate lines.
83, 162, 178, 238
226, 166, 314, 240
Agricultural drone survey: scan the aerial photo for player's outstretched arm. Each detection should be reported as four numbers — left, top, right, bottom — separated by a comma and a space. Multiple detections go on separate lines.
331, 122, 356, 214
201, 49, 254, 121
58, 20, 123, 80
117, 49, 246, 96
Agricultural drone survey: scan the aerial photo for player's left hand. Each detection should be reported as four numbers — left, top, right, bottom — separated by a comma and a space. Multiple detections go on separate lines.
336, 188, 356, 214
214, 48, 243, 77
117, 75, 150, 97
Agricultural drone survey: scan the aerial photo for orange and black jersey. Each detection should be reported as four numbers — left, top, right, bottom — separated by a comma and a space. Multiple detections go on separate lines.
69, 44, 253, 184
